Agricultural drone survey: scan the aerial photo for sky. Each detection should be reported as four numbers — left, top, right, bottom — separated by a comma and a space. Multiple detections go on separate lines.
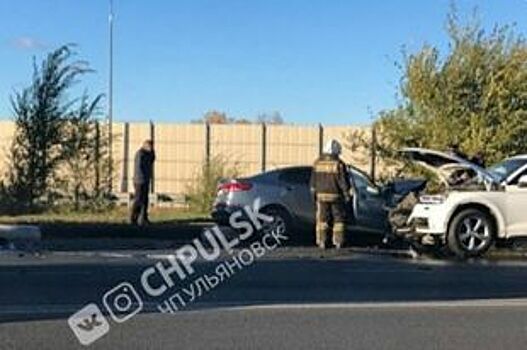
1, 0, 527, 125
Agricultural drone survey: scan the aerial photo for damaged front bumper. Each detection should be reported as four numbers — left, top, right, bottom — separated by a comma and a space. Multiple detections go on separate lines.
407, 203, 448, 236
388, 189, 451, 246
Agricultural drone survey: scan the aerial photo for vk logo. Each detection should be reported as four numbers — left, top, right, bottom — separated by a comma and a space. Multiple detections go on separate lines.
76, 312, 103, 332
68, 303, 110, 346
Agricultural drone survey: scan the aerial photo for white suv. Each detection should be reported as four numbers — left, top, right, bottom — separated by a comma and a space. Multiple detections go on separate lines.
402, 148, 527, 258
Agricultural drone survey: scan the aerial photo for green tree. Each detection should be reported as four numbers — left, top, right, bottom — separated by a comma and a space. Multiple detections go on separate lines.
60, 93, 113, 211
375, 9, 527, 166
4, 45, 105, 211
186, 155, 240, 213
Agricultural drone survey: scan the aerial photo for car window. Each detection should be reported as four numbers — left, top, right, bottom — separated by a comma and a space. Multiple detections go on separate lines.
350, 169, 372, 190
278, 168, 312, 185
508, 166, 527, 186
489, 158, 527, 183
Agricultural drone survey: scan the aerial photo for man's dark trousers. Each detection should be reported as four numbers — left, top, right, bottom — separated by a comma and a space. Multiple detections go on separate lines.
131, 182, 150, 224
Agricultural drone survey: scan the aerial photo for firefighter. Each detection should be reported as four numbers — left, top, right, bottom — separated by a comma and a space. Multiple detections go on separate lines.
310, 139, 353, 249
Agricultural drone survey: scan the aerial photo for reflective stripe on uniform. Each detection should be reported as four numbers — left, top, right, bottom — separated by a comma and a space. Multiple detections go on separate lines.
316, 222, 329, 231
333, 221, 345, 245
314, 160, 338, 173
333, 222, 345, 233
316, 222, 328, 245
317, 193, 340, 201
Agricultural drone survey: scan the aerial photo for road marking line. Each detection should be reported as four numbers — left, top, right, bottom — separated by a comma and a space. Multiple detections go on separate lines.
200, 299, 527, 312
4, 299, 527, 319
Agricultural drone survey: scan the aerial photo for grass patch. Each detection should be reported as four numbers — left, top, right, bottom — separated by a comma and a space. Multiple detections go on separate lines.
0, 207, 210, 225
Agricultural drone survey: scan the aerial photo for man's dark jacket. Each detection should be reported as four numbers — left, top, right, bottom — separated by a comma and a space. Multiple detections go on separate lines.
133, 148, 156, 184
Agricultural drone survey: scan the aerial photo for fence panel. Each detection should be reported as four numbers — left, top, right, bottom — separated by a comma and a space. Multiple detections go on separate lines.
0, 121, 376, 195
266, 125, 320, 170
0, 121, 14, 172
110, 122, 125, 191
154, 123, 206, 194
210, 124, 262, 176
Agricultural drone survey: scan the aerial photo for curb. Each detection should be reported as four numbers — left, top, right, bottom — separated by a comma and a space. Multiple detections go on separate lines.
0, 225, 41, 242
486, 249, 527, 260
348, 246, 418, 259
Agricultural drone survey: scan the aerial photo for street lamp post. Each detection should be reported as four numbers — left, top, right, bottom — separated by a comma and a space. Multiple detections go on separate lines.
108, 0, 114, 193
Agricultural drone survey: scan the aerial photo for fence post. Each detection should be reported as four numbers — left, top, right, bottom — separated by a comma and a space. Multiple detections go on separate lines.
94, 121, 100, 195
261, 123, 267, 172
370, 126, 377, 182
205, 122, 211, 167
120, 122, 129, 193
150, 121, 155, 194
318, 123, 324, 156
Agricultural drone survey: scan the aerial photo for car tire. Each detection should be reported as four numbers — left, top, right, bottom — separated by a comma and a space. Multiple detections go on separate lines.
260, 207, 292, 241
447, 208, 495, 259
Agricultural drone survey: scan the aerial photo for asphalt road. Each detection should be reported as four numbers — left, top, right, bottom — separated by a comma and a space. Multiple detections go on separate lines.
3, 303, 527, 350
1, 249, 527, 349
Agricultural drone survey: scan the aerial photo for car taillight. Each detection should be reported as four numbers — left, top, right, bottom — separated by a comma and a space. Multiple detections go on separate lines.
218, 182, 252, 192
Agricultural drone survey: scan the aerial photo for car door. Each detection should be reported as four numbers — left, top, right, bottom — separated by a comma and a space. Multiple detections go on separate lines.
505, 169, 527, 237
350, 169, 388, 234
277, 167, 315, 225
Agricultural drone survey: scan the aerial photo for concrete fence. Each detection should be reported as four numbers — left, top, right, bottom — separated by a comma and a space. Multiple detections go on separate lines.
0, 121, 374, 197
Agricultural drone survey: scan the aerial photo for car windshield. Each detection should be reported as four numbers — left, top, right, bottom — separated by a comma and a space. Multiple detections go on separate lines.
488, 158, 527, 182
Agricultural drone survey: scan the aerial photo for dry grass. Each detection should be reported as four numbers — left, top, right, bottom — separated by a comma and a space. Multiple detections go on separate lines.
0, 207, 209, 225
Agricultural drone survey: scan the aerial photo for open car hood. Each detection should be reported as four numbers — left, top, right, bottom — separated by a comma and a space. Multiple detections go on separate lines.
400, 148, 499, 190
390, 179, 427, 196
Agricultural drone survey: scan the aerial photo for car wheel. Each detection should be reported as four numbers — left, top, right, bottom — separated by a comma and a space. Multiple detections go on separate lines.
447, 208, 495, 259
260, 207, 292, 240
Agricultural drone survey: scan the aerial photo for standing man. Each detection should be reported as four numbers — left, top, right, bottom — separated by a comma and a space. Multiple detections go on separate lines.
447, 143, 468, 160
471, 151, 486, 168
130, 140, 156, 225
310, 139, 353, 249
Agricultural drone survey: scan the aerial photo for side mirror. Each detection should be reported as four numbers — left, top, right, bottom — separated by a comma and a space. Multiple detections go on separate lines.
518, 175, 527, 188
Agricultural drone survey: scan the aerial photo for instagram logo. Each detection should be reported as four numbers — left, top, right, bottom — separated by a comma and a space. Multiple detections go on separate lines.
103, 282, 143, 323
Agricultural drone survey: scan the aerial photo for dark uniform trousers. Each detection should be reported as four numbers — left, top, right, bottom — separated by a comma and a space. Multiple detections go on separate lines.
316, 194, 346, 246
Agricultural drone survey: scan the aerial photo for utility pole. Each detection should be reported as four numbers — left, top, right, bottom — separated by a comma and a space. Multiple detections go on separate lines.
108, 0, 114, 193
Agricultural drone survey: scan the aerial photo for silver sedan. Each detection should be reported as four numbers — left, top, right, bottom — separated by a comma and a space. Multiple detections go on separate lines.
212, 165, 425, 242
